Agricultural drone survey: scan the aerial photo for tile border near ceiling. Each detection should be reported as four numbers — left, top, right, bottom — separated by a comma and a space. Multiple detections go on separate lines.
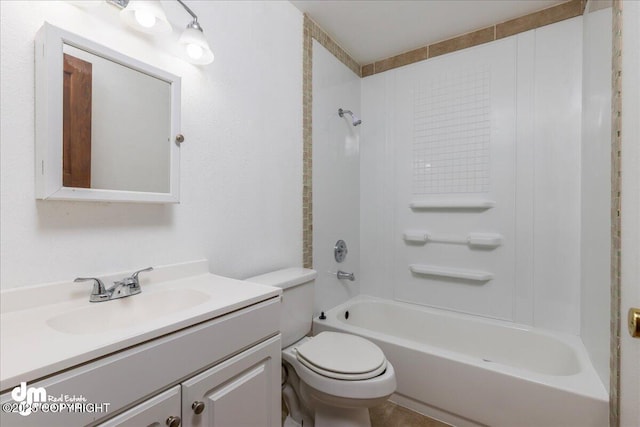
360, 0, 587, 77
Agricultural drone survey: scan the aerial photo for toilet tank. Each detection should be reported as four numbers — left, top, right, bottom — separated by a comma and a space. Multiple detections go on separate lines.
246, 268, 317, 347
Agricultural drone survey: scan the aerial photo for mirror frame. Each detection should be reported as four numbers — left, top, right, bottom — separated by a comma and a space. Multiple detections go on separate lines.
35, 23, 181, 203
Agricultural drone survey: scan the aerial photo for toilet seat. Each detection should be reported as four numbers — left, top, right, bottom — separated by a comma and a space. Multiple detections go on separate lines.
295, 332, 387, 380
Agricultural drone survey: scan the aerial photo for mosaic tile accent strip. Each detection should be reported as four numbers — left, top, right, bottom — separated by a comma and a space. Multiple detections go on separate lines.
495, 0, 584, 39
303, 15, 313, 269
305, 15, 361, 77
610, 1, 622, 425
373, 46, 429, 74
361, 0, 586, 76
429, 26, 495, 59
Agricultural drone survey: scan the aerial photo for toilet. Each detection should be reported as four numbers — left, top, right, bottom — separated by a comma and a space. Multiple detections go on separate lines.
247, 268, 396, 427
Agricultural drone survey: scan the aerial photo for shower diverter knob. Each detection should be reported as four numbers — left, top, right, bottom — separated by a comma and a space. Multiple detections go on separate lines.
334, 240, 348, 263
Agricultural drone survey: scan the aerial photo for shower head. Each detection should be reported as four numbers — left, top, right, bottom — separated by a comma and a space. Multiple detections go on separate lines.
338, 108, 362, 126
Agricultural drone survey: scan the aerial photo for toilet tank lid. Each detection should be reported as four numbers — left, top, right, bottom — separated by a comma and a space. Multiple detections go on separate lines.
245, 268, 317, 290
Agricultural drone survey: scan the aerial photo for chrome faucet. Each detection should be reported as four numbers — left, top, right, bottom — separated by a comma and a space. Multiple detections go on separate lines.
337, 270, 355, 281
75, 267, 153, 303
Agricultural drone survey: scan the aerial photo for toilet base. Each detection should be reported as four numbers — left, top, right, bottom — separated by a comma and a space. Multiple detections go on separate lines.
283, 415, 303, 427
314, 405, 371, 427
282, 337, 396, 427
299, 380, 382, 427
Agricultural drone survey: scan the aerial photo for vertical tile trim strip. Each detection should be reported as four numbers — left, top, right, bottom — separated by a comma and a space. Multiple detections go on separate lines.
302, 15, 313, 269
610, 1, 622, 425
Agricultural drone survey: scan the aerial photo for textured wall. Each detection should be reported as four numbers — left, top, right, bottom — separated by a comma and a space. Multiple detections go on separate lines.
0, 1, 303, 288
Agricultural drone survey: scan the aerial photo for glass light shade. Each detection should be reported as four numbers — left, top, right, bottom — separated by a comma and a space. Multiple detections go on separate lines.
120, 0, 172, 34
179, 27, 214, 65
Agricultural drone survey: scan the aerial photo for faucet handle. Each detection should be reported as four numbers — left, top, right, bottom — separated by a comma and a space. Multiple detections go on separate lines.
74, 277, 108, 301
131, 267, 153, 281
118, 267, 154, 290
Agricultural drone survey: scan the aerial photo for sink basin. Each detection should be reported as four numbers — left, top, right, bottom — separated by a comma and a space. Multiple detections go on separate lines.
47, 289, 210, 334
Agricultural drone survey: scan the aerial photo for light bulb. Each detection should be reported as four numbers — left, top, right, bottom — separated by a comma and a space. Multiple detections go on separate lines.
186, 43, 204, 60
135, 9, 156, 28
179, 26, 214, 64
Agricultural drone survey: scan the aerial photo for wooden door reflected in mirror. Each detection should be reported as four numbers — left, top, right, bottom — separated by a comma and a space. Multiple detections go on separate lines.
63, 53, 92, 188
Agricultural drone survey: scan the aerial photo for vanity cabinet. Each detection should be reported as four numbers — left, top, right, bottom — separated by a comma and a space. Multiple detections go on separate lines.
0, 297, 281, 427
181, 337, 280, 427
97, 336, 280, 427
97, 386, 181, 427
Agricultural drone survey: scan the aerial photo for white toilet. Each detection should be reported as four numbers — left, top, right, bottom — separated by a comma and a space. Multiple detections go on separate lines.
247, 268, 396, 427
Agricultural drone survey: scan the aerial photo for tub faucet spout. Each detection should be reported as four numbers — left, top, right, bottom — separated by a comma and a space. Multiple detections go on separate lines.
337, 271, 355, 281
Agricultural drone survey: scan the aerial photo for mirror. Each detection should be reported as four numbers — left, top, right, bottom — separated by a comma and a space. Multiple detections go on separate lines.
35, 23, 181, 203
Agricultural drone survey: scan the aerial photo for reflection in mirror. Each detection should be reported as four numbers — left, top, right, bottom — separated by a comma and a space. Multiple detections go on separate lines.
62, 44, 171, 193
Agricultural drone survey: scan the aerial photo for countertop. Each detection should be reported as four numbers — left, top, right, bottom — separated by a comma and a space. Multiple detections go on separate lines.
0, 261, 280, 392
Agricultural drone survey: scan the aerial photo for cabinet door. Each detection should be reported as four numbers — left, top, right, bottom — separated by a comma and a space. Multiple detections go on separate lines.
97, 385, 181, 427
181, 335, 281, 427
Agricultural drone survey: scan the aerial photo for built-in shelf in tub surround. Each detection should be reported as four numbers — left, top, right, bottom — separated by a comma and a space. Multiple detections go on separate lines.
409, 199, 496, 210
409, 264, 493, 282
403, 231, 503, 248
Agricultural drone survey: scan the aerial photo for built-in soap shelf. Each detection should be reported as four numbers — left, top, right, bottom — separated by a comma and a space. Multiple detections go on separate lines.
409, 264, 493, 282
409, 199, 496, 210
403, 231, 503, 248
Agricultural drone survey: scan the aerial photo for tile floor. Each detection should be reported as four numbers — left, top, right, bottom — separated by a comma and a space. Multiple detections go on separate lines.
282, 399, 450, 426
370, 401, 450, 427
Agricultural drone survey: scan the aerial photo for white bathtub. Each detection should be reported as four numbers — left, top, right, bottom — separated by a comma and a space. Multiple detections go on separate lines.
313, 296, 608, 427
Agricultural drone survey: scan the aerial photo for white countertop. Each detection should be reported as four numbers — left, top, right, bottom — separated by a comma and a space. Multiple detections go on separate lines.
0, 261, 280, 392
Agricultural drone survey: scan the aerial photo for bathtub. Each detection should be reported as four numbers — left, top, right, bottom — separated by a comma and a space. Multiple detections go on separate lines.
313, 296, 608, 427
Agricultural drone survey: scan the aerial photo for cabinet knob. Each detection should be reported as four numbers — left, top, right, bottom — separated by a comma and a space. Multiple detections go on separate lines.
166, 415, 181, 427
192, 401, 205, 415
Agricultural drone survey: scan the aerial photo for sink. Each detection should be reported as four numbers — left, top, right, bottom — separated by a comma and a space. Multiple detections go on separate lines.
47, 289, 210, 334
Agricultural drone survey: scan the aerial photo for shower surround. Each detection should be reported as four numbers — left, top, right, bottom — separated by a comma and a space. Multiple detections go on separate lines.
305, 2, 612, 425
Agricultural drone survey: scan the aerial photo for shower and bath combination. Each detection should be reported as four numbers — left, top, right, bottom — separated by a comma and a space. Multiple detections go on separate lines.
338, 108, 362, 126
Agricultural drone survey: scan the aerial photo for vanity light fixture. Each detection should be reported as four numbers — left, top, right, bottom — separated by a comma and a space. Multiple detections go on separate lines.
107, 0, 214, 64
176, 0, 214, 64
119, 0, 172, 34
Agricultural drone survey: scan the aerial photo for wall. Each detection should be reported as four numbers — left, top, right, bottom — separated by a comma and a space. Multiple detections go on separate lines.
580, 5, 612, 391
0, 1, 303, 289
311, 40, 361, 314
360, 17, 583, 334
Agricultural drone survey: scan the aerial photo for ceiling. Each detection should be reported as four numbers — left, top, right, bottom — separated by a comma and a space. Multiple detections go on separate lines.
290, 0, 564, 64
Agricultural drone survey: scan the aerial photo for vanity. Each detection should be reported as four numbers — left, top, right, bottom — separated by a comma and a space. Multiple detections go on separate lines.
0, 261, 282, 426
